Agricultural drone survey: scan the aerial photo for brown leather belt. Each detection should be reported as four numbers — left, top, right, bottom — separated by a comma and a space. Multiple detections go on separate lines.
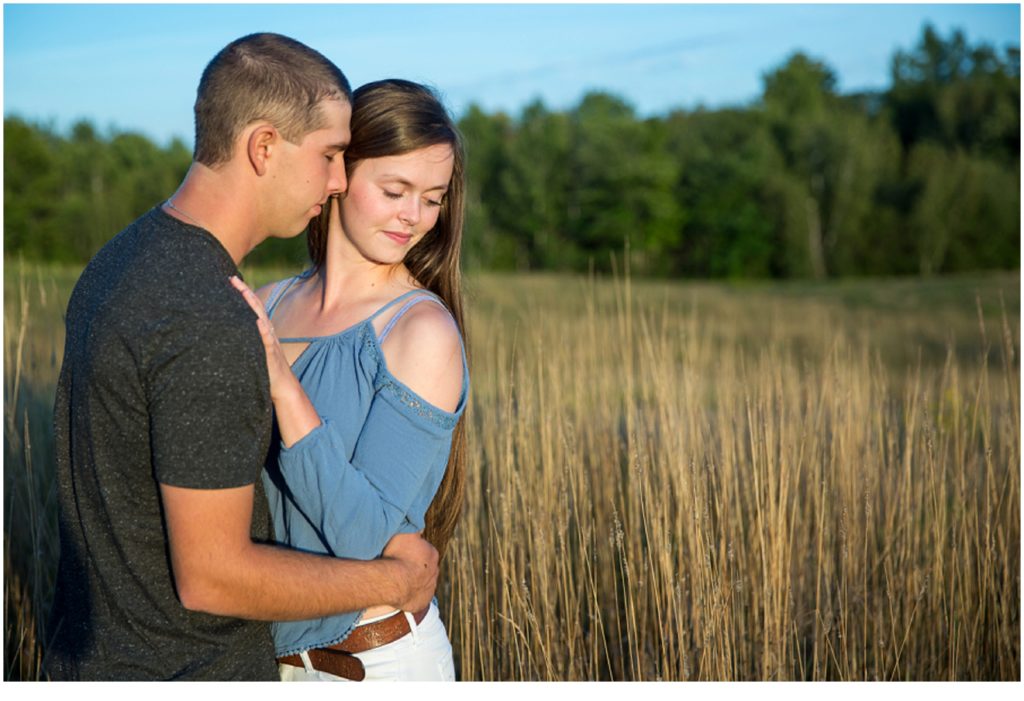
277, 607, 430, 681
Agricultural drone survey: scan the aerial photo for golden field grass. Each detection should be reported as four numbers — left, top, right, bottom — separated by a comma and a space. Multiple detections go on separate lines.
3, 262, 1020, 681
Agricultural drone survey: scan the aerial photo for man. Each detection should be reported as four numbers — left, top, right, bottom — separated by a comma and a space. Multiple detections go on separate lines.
45, 33, 437, 681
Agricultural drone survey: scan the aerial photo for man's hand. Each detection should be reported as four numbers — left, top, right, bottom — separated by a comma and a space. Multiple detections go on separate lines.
382, 533, 439, 612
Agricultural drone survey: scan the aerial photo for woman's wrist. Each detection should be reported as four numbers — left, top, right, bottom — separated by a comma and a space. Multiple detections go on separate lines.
270, 371, 305, 405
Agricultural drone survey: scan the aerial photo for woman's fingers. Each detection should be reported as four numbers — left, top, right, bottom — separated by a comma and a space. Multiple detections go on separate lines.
229, 275, 268, 322
255, 315, 272, 338
227, 277, 306, 408
230, 276, 280, 350
228, 276, 296, 392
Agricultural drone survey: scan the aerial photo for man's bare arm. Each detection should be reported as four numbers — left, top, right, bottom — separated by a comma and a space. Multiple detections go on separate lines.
160, 483, 437, 620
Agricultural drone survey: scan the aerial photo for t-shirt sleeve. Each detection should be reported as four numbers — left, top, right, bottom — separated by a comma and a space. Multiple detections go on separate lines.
273, 382, 457, 561
147, 310, 271, 489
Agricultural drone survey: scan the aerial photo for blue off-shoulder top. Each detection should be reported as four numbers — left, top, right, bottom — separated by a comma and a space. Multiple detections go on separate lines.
260, 271, 468, 657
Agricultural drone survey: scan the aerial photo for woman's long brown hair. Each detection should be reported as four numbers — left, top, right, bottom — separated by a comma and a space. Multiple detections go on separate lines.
306, 79, 467, 561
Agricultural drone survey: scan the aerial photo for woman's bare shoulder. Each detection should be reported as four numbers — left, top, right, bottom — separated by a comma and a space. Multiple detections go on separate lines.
380, 300, 464, 413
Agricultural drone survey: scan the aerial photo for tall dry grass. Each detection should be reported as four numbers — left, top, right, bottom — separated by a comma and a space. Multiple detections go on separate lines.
4, 262, 71, 680
3, 262, 1020, 680
444, 270, 1019, 681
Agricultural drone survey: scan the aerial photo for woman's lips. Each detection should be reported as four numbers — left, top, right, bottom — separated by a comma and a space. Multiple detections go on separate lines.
383, 230, 412, 244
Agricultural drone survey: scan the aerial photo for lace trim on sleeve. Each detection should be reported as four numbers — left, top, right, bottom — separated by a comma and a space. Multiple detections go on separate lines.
359, 324, 461, 429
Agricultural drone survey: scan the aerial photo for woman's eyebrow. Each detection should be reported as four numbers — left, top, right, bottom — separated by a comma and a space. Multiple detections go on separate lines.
379, 174, 448, 191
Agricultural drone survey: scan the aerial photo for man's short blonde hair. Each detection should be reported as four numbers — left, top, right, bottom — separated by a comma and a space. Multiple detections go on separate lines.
193, 33, 351, 167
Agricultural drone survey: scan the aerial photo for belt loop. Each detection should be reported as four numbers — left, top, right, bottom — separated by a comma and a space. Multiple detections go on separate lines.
299, 650, 317, 674
404, 610, 419, 646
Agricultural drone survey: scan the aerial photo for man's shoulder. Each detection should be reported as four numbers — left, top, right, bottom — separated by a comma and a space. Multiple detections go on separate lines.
80, 208, 235, 290
137, 211, 239, 289
73, 209, 259, 349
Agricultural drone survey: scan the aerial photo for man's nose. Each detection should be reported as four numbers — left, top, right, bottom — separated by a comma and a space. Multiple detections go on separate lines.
327, 157, 346, 195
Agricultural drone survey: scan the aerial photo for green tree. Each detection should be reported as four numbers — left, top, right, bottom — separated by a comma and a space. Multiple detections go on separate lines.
493, 100, 572, 270
889, 25, 1020, 157
666, 107, 788, 277
3, 117, 63, 259
907, 143, 1020, 274
762, 53, 897, 278
458, 104, 518, 270
887, 25, 1020, 273
565, 92, 683, 274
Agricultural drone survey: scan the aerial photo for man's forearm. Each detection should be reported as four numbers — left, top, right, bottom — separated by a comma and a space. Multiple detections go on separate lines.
160, 483, 436, 621
175, 541, 407, 620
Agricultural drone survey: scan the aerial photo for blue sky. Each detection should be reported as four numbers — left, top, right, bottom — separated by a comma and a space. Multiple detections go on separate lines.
3, 2, 1020, 146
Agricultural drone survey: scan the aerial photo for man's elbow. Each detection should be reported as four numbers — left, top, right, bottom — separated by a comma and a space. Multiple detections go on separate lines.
160, 482, 261, 617
174, 570, 230, 615
170, 552, 244, 616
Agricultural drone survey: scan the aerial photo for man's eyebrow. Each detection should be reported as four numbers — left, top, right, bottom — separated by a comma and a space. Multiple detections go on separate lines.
326, 141, 349, 152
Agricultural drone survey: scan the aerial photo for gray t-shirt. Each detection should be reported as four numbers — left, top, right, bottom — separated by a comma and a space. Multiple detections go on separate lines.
46, 207, 277, 680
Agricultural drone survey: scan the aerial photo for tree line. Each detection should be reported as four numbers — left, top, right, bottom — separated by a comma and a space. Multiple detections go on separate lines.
4, 26, 1019, 277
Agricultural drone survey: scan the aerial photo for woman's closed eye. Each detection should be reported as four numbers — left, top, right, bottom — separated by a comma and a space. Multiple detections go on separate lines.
384, 189, 443, 207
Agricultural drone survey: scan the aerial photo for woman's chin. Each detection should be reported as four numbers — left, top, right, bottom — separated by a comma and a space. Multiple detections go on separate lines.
362, 252, 406, 268
363, 246, 408, 267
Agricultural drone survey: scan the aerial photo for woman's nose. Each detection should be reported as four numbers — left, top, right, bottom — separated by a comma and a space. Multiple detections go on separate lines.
398, 200, 420, 227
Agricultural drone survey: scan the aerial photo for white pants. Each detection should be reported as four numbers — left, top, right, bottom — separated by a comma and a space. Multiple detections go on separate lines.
279, 602, 455, 681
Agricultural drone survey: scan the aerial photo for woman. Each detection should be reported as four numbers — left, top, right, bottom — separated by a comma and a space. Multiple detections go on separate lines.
231, 79, 468, 681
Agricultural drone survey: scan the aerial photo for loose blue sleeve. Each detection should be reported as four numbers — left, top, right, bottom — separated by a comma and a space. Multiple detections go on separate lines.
273, 382, 456, 561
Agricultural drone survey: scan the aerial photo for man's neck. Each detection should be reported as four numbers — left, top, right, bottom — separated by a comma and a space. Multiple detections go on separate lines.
166, 163, 263, 265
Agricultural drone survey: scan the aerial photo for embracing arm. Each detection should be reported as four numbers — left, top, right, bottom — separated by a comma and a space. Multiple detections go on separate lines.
160, 482, 437, 619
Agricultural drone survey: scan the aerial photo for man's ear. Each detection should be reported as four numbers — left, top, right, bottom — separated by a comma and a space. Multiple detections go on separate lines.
246, 123, 278, 176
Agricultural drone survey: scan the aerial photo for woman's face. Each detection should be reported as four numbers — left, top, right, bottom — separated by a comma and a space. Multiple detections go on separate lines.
337, 143, 455, 266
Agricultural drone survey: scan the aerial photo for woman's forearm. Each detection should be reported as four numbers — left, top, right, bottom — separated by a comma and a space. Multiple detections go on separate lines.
272, 373, 322, 448
228, 275, 324, 447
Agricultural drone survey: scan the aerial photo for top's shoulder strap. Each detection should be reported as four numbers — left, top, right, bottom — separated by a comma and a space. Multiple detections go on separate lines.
265, 272, 309, 320
375, 291, 450, 344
